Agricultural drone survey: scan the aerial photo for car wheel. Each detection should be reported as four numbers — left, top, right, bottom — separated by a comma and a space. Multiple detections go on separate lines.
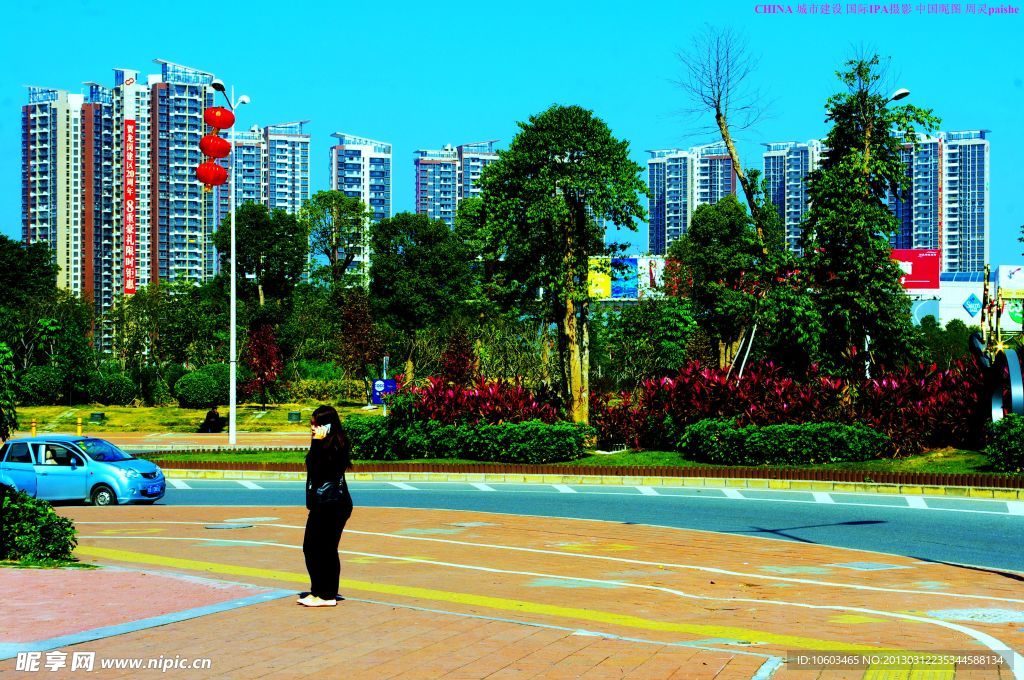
90, 485, 118, 507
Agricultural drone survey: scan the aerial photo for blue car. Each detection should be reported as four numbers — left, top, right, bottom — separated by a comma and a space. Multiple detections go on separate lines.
0, 435, 165, 506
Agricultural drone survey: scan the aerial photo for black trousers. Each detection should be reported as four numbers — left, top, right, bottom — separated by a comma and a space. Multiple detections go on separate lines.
303, 499, 352, 600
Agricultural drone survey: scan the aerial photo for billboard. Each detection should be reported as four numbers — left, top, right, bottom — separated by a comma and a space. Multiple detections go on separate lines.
638, 257, 665, 298
998, 266, 1024, 298
891, 248, 940, 290
123, 119, 137, 294
588, 257, 611, 299
611, 258, 638, 299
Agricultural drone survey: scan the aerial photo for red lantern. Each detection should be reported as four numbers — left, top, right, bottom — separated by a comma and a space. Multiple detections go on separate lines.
204, 106, 235, 130
200, 134, 231, 159
196, 161, 228, 186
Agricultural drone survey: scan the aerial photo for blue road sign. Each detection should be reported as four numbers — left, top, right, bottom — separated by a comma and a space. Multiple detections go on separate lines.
372, 379, 397, 405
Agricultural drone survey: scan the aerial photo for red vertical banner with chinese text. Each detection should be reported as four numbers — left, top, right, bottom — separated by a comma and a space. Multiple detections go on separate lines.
123, 120, 137, 294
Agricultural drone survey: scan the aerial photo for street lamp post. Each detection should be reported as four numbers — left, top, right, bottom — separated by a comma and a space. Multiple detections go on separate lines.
210, 79, 249, 446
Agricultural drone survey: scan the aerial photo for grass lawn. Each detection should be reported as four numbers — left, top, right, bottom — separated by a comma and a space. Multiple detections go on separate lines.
141, 447, 1001, 476
14, 402, 380, 435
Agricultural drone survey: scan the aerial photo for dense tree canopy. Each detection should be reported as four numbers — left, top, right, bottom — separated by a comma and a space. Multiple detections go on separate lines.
481, 104, 648, 423
802, 55, 939, 376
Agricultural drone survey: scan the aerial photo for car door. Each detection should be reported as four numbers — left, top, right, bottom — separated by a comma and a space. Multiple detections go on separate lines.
34, 443, 88, 501
0, 441, 37, 497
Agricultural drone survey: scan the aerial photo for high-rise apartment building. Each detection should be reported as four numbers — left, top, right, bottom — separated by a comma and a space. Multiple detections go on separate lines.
216, 122, 311, 225
762, 140, 824, 255
22, 87, 85, 294
329, 132, 392, 278
761, 131, 989, 272
646, 144, 736, 255
216, 125, 267, 227
414, 140, 499, 227
414, 146, 458, 226
265, 121, 311, 215
888, 131, 990, 273
21, 60, 314, 354
149, 60, 217, 284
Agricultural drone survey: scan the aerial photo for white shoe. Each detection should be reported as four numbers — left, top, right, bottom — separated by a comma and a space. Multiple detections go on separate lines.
298, 595, 337, 607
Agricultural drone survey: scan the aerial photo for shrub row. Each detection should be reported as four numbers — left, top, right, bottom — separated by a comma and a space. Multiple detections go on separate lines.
681, 419, 890, 466
592, 360, 985, 455
391, 377, 558, 426
344, 417, 592, 464
0, 488, 77, 562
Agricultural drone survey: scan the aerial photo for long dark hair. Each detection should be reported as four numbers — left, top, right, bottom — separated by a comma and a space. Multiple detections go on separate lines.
310, 405, 352, 471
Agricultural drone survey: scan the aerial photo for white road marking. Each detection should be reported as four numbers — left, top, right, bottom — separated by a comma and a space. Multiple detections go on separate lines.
812, 492, 835, 504
552, 485, 577, 494
906, 497, 929, 510
722, 489, 744, 500
236, 481, 262, 490
635, 486, 659, 496
387, 482, 417, 491
168, 480, 191, 490
1008, 501, 1024, 516
78, 532, 1024, 674
74, 521, 1024, 604
471, 483, 496, 492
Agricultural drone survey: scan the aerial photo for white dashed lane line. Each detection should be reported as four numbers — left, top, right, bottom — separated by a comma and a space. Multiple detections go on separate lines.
236, 481, 262, 490
167, 479, 191, 490
387, 482, 418, 491
553, 485, 577, 494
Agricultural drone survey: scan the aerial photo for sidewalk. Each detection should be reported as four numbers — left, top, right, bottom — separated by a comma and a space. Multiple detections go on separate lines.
2, 504, 1022, 679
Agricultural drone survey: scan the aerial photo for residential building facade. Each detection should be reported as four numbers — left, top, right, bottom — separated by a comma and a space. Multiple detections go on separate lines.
414, 140, 499, 228
329, 132, 392, 278
762, 140, 824, 255
646, 143, 737, 255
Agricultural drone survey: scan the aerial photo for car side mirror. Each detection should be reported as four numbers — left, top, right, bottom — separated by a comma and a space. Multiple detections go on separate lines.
70, 459, 78, 470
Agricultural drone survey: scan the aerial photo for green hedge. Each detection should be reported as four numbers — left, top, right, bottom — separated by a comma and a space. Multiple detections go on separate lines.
681, 418, 889, 466
0, 488, 77, 562
986, 414, 1024, 473
343, 417, 593, 464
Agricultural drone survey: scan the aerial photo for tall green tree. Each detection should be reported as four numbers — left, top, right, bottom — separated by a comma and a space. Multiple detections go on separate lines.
802, 55, 939, 376
300, 191, 374, 287
481, 104, 648, 423
215, 203, 308, 306
666, 195, 759, 369
369, 212, 474, 381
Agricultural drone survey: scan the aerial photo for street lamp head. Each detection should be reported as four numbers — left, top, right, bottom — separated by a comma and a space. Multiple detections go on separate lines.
888, 88, 910, 102
210, 78, 226, 93
237, 95, 251, 106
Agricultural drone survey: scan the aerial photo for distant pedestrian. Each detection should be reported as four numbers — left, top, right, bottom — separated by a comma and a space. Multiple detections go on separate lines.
198, 406, 225, 434
298, 405, 353, 607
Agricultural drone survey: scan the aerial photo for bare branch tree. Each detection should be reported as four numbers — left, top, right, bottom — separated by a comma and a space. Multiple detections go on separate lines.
675, 25, 771, 247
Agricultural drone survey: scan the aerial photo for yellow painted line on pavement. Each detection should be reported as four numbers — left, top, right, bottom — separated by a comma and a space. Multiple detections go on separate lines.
75, 544, 898, 653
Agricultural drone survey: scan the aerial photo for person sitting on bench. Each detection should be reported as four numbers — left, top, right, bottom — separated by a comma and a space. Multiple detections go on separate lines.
199, 406, 227, 434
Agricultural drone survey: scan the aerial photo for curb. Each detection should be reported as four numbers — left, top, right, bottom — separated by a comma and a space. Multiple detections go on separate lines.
163, 468, 1024, 500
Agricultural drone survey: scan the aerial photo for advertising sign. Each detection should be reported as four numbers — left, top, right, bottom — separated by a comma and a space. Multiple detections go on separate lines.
998, 266, 1024, 298
637, 257, 665, 298
123, 120, 137, 294
588, 257, 611, 299
611, 258, 639, 299
891, 249, 940, 290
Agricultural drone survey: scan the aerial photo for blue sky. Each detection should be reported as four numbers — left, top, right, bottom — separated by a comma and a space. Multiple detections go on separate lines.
2, 0, 1021, 260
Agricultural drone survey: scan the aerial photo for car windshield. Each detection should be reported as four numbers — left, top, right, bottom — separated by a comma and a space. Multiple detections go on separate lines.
75, 439, 134, 462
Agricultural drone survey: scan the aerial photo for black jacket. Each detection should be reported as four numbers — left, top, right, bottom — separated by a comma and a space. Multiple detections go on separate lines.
305, 443, 350, 511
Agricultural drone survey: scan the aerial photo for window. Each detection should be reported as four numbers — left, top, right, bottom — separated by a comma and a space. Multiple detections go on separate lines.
3, 442, 32, 463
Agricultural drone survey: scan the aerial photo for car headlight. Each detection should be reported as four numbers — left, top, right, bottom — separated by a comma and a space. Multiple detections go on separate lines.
119, 468, 141, 479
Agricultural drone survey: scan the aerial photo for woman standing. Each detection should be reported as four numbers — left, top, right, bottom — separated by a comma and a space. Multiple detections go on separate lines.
299, 405, 353, 607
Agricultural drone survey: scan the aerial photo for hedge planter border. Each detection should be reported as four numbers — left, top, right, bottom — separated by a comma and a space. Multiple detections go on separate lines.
146, 458, 1024, 490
